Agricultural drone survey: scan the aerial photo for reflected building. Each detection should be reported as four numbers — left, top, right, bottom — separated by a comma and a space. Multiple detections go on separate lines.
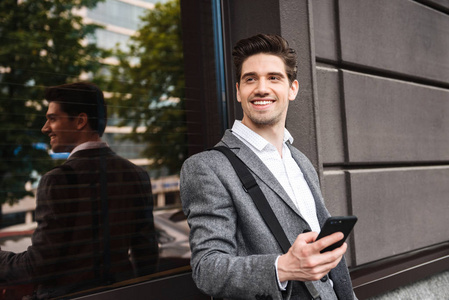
1, 0, 179, 233
78, 0, 180, 207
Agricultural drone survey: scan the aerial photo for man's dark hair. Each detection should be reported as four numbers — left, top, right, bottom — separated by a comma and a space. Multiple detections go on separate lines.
232, 33, 298, 85
44, 82, 107, 136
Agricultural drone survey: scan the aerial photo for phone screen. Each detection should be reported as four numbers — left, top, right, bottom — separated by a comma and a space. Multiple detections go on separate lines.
316, 216, 357, 253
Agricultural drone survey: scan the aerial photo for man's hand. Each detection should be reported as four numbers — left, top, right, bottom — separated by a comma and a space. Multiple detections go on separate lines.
277, 231, 347, 282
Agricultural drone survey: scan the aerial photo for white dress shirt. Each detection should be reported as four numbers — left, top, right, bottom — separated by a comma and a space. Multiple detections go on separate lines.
232, 120, 322, 291
231, 121, 321, 232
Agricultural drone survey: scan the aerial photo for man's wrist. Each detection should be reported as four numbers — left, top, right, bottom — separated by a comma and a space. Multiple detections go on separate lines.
275, 255, 288, 290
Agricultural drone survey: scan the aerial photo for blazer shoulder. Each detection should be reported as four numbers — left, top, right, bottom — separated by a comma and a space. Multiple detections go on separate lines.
183, 133, 237, 163
41, 164, 71, 181
182, 146, 230, 169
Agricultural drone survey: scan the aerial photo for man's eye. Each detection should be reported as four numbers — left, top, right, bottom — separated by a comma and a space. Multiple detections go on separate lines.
245, 77, 255, 82
269, 76, 279, 80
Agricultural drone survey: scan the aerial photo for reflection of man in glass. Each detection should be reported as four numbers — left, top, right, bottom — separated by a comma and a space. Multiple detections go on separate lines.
0, 82, 158, 299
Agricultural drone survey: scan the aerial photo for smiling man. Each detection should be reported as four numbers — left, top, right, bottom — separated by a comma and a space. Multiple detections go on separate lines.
180, 34, 357, 299
42, 100, 100, 153
0, 82, 158, 299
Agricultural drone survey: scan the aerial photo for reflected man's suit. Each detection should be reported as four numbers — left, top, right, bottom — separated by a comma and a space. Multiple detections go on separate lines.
0, 146, 158, 299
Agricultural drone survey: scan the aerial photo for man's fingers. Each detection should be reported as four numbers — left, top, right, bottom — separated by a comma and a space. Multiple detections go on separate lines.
279, 232, 348, 282
313, 232, 344, 251
296, 231, 319, 244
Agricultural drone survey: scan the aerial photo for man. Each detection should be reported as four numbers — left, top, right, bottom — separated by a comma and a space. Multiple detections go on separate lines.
180, 34, 357, 299
0, 82, 158, 299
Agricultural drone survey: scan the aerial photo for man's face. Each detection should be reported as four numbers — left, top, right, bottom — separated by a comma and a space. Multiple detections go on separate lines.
41, 102, 79, 153
236, 53, 298, 131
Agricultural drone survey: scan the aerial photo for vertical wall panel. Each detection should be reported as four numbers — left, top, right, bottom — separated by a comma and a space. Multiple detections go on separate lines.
343, 70, 449, 163
322, 171, 350, 217
350, 167, 449, 265
323, 171, 355, 266
282, 0, 322, 170
317, 67, 345, 164
313, 0, 449, 295
339, 0, 449, 84
312, 0, 338, 62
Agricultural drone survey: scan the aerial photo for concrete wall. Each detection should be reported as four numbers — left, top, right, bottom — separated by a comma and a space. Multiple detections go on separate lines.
313, 0, 449, 272
220, 0, 449, 297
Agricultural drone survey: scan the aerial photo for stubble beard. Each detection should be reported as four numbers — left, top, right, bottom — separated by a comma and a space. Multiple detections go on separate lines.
247, 111, 283, 128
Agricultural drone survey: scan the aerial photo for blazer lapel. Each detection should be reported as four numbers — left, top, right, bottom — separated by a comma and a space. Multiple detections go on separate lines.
287, 142, 330, 226
219, 130, 303, 218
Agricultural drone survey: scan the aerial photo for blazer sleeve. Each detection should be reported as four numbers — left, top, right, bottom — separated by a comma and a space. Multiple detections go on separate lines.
128, 169, 159, 276
0, 170, 66, 284
180, 153, 290, 300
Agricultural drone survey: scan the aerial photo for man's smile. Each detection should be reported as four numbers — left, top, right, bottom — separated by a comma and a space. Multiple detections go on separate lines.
251, 99, 275, 106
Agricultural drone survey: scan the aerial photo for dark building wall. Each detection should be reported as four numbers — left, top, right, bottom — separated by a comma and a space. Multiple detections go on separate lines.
182, 0, 449, 297
313, 0, 449, 297
70, 1, 449, 298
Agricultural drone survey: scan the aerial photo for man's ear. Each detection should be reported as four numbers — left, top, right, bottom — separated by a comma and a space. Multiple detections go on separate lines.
236, 82, 241, 102
288, 80, 299, 101
76, 113, 89, 130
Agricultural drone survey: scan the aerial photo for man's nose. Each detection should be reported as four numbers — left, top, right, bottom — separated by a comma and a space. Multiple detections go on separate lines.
255, 79, 269, 95
41, 121, 49, 134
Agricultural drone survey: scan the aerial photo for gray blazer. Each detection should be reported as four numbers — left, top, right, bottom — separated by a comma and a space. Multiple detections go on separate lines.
181, 130, 356, 300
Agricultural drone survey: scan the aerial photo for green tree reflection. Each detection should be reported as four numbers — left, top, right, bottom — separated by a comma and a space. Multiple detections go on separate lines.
107, 0, 186, 176
0, 0, 104, 207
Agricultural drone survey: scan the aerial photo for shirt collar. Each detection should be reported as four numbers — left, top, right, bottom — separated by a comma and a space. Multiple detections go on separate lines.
231, 120, 294, 151
69, 141, 109, 158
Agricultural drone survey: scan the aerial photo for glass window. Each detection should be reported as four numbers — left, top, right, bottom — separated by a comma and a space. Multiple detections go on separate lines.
0, 0, 222, 298
87, 0, 148, 31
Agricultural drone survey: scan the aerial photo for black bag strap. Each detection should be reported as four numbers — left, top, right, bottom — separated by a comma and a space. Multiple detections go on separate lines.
211, 146, 321, 300
213, 146, 291, 252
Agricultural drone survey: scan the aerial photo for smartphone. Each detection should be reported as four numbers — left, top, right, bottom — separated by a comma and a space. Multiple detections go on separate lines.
316, 216, 358, 253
